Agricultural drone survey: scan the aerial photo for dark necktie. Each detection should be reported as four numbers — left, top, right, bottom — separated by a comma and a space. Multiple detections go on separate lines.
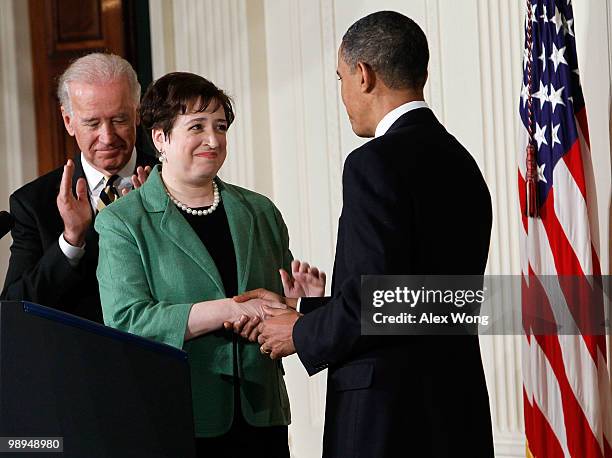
97, 175, 120, 212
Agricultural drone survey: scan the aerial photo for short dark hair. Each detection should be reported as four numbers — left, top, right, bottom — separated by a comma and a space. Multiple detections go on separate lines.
140, 72, 235, 140
341, 11, 429, 90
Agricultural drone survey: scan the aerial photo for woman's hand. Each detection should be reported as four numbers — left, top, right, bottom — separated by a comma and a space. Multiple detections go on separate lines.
231, 298, 287, 322
281, 260, 326, 298
226, 298, 287, 342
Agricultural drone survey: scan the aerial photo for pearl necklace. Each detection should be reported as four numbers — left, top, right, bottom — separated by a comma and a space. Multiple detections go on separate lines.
166, 180, 220, 216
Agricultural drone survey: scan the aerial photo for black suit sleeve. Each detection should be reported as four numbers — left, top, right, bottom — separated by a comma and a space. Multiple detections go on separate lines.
1, 193, 82, 306
299, 296, 330, 314
293, 148, 410, 375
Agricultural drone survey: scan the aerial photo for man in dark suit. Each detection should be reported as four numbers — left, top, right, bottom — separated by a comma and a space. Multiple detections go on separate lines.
1, 53, 156, 323
233, 11, 495, 457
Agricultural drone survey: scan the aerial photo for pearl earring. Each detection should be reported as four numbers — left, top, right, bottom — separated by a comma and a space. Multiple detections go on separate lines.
159, 150, 167, 163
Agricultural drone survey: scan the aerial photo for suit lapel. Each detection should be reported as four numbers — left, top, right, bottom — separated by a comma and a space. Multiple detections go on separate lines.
218, 181, 254, 293
160, 200, 226, 296
140, 167, 224, 295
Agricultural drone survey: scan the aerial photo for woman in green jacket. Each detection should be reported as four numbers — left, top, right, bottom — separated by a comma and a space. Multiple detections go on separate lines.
95, 72, 324, 457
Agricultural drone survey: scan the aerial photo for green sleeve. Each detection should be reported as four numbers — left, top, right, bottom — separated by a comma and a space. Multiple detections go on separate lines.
95, 210, 192, 349
272, 204, 293, 275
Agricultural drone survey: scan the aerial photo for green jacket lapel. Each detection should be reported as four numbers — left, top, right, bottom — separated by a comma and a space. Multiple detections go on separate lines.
217, 180, 254, 293
141, 166, 225, 295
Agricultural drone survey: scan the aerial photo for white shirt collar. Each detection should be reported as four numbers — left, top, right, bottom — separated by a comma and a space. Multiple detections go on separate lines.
80, 148, 137, 194
374, 100, 429, 138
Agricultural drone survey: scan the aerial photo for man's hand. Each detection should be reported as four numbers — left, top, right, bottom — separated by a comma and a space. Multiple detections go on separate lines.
281, 259, 326, 298
122, 165, 152, 196
232, 297, 286, 322
233, 288, 284, 304
224, 315, 262, 342
57, 159, 92, 247
223, 297, 288, 341
258, 307, 301, 359
226, 288, 297, 337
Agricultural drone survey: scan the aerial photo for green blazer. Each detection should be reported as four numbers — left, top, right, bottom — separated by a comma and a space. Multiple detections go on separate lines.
95, 165, 291, 437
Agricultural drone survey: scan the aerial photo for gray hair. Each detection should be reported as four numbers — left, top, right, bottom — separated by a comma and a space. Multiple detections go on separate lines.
57, 53, 141, 115
341, 11, 429, 90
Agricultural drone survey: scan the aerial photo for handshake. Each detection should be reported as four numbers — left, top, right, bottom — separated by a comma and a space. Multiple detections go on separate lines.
223, 260, 326, 359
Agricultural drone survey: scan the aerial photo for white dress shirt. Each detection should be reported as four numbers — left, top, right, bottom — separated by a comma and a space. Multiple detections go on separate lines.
59, 149, 137, 265
374, 100, 429, 137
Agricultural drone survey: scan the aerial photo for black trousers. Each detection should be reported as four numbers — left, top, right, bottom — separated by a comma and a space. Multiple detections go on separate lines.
196, 336, 289, 457
195, 413, 289, 458
195, 340, 288, 457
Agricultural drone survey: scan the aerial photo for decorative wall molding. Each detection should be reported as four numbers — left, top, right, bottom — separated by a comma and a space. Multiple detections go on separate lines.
423, 0, 445, 122
494, 430, 527, 457
0, 0, 37, 281
0, 0, 23, 196
152, 0, 257, 190
473, 1, 525, 453
319, 0, 343, 249
147, 1, 612, 457
148, 0, 175, 79
0, 0, 36, 194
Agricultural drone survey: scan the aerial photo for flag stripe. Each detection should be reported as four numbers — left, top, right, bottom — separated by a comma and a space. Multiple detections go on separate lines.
518, 170, 529, 232
534, 332, 604, 457
575, 108, 591, 149
538, 191, 584, 276
531, 204, 603, 361
554, 154, 593, 275
524, 388, 566, 458
527, 218, 604, 408
524, 332, 572, 456
524, 266, 604, 455
596, 348, 612, 452
561, 140, 587, 201
519, 3, 610, 456
577, 123, 602, 260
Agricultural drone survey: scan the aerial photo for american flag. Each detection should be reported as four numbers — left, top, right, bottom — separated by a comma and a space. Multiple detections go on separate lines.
518, 1, 612, 457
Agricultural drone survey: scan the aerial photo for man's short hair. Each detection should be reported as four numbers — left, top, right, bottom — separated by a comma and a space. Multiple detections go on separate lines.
341, 11, 429, 90
57, 53, 141, 115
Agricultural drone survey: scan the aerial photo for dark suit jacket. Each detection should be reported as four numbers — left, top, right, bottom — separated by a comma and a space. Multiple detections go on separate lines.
293, 108, 494, 457
1, 152, 157, 322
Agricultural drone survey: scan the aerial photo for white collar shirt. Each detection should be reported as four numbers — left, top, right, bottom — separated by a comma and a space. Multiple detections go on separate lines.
80, 148, 137, 210
374, 100, 429, 138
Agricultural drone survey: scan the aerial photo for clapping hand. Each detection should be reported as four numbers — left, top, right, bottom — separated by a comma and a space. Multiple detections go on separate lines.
281, 260, 326, 298
57, 159, 92, 247
224, 260, 324, 347
121, 165, 152, 196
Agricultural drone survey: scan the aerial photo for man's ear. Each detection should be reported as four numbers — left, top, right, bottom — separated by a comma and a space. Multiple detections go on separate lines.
151, 128, 166, 152
61, 106, 75, 136
357, 62, 376, 93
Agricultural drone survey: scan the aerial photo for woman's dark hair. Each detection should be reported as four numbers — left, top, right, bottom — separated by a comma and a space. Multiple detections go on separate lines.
140, 72, 235, 141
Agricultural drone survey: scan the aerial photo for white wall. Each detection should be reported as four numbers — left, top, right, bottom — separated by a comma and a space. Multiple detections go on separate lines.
148, 1, 612, 457
0, 0, 608, 456
0, 0, 37, 283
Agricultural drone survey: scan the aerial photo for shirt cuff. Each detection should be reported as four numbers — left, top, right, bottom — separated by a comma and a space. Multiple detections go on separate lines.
58, 234, 86, 267
296, 297, 302, 313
